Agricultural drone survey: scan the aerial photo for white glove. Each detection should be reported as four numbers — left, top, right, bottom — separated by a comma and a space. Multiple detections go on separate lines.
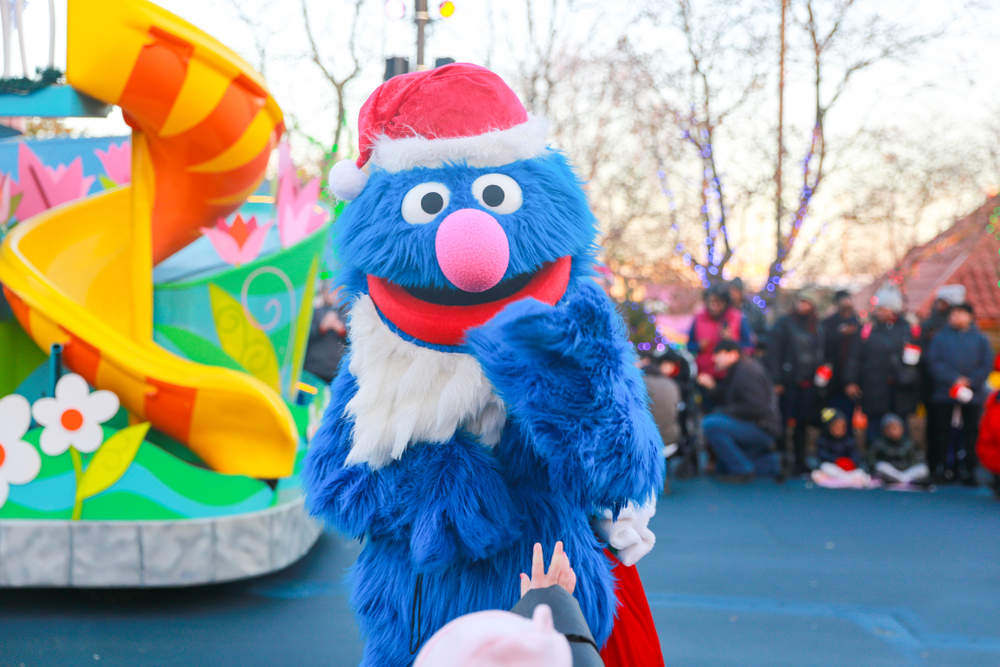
593, 499, 656, 567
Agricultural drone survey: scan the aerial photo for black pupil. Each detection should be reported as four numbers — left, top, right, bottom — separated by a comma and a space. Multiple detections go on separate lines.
420, 191, 444, 215
482, 184, 505, 207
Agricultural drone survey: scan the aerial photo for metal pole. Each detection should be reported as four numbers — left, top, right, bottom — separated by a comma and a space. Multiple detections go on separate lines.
1, 1, 10, 78
48, 0, 55, 69
48, 343, 62, 396
415, 0, 428, 69
776, 0, 788, 263
15, 0, 27, 77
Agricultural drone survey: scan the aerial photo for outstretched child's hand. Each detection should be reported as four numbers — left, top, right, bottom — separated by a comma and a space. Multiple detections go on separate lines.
520, 541, 577, 597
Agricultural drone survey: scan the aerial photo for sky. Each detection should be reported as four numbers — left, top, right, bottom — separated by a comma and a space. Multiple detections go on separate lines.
135, 2, 1000, 146
16, 0, 1000, 167
10, 0, 1000, 284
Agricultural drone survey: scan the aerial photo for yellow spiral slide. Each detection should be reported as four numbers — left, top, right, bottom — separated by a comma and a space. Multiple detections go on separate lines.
0, 0, 297, 477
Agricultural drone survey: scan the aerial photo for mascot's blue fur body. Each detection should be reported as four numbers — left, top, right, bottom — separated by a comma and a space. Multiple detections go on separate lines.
305, 151, 663, 665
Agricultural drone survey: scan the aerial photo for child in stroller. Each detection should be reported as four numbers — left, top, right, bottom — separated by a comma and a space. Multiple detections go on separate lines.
638, 343, 701, 480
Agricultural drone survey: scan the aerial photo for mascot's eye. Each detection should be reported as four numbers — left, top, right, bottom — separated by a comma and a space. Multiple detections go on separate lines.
472, 173, 522, 214
401, 182, 451, 224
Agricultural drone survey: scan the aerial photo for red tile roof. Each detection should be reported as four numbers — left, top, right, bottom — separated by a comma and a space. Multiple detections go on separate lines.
859, 197, 1000, 325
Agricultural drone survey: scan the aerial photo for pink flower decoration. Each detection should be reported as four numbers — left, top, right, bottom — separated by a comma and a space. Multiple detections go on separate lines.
277, 175, 329, 248
201, 214, 273, 266
0, 175, 13, 224
95, 141, 131, 185
12, 143, 94, 221
278, 140, 294, 181
274, 140, 328, 247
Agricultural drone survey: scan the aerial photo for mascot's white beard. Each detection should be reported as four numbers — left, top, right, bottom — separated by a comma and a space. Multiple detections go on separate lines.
343, 295, 507, 469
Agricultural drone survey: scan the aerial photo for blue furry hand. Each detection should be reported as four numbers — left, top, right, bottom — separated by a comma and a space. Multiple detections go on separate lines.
465, 279, 664, 509
467, 280, 622, 369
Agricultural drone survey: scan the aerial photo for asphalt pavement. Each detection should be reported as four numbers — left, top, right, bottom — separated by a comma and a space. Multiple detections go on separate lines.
2, 478, 998, 666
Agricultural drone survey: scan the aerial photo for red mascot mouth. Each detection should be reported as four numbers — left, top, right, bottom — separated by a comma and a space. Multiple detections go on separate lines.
367, 256, 572, 347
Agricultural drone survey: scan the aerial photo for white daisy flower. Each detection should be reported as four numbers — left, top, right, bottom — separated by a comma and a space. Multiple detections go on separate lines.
31, 374, 119, 456
0, 394, 42, 508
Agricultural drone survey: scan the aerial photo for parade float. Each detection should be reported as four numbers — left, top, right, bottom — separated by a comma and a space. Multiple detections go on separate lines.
0, 0, 329, 586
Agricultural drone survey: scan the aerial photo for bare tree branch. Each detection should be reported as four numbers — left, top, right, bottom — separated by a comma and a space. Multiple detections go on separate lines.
765, 0, 943, 291
300, 0, 364, 163
227, 0, 271, 78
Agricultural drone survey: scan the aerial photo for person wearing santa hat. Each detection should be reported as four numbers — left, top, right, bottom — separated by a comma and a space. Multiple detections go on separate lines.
307, 63, 664, 666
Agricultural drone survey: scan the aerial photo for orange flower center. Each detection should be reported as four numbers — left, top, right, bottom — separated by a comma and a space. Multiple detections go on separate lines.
227, 214, 255, 249
60, 408, 84, 431
0, 443, 6, 467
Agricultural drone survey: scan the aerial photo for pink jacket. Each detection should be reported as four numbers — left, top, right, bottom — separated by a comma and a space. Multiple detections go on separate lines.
691, 307, 743, 378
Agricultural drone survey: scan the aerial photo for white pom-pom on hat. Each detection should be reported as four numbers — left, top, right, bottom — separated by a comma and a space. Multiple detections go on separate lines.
328, 159, 369, 201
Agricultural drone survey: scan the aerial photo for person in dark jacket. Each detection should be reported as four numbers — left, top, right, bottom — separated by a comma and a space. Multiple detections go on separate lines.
769, 295, 824, 474
810, 408, 874, 488
815, 407, 860, 466
843, 290, 920, 443
821, 290, 860, 416
303, 285, 348, 383
697, 339, 782, 479
919, 285, 964, 473
919, 296, 952, 351
868, 414, 928, 485
927, 302, 994, 485
729, 277, 766, 351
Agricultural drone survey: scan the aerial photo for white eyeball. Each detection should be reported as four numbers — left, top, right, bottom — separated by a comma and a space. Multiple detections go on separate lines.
471, 173, 522, 215
401, 182, 451, 224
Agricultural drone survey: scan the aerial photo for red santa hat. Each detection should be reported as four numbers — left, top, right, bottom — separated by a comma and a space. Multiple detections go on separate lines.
328, 63, 548, 200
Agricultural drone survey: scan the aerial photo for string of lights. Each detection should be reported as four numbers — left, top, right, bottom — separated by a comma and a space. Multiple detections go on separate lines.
655, 114, 732, 290
652, 113, 824, 312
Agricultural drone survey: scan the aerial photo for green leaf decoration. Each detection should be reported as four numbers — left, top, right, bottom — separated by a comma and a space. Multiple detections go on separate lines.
6, 192, 22, 222
155, 324, 244, 372
208, 283, 281, 391
76, 422, 150, 502
98, 175, 118, 190
288, 256, 319, 395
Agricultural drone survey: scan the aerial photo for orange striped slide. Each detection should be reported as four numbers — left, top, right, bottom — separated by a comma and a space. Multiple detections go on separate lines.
0, 0, 297, 477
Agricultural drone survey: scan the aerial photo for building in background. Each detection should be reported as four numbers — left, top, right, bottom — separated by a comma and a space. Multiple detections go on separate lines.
858, 196, 1000, 345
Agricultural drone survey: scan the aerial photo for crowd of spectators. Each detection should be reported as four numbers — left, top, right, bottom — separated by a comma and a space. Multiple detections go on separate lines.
305, 275, 1000, 497
637, 281, 1000, 496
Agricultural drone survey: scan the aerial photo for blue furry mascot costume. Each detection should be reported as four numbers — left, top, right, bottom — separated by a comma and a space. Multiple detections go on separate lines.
307, 63, 664, 666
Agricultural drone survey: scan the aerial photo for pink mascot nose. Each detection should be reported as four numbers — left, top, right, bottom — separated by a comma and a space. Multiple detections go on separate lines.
435, 208, 510, 292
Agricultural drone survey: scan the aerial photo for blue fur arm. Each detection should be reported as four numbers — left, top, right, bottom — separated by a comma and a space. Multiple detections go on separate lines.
304, 366, 520, 567
465, 279, 664, 509
400, 436, 522, 568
